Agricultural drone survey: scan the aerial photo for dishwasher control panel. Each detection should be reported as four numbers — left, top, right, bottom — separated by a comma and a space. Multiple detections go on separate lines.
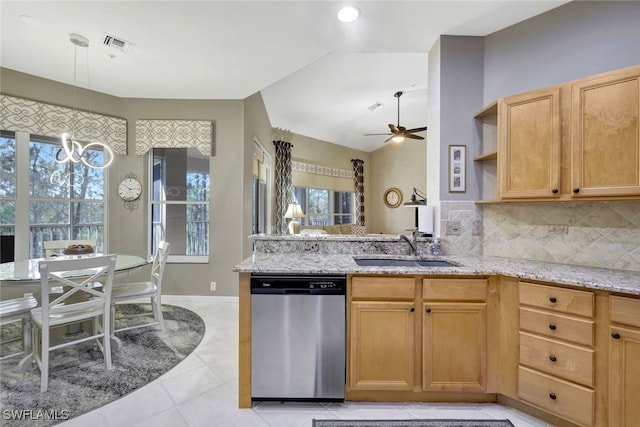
250, 275, 346, 294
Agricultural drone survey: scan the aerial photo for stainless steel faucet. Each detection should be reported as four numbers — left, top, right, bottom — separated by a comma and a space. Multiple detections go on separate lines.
398, 233, 416, 256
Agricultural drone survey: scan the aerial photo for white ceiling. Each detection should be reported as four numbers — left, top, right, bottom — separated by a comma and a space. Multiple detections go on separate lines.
0, 1, 569, 152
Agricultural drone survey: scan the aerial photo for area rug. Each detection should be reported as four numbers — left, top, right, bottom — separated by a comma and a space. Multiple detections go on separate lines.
313, 421, 515, 427
0, 303, 205, 427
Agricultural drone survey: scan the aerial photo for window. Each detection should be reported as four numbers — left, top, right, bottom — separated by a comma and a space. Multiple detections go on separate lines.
0, 130, 106, 259
151, 148, 210, 262
293, 187, 355, 226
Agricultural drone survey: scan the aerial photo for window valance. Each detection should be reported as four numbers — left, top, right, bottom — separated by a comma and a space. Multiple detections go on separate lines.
135, 119, 215, 157
0, 94, 127, 155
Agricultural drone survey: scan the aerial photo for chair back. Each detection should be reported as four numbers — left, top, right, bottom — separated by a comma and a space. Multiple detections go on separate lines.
38, 255, 117, 330
43, 239, 97, 259
150, 241, 171, 293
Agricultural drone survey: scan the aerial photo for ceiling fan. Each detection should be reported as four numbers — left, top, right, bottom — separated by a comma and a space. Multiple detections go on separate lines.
365, 91, 427, 143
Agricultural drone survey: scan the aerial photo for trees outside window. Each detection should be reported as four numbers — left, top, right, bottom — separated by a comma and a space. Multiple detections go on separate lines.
293, 187, 355, 226
0, 131, 106, 259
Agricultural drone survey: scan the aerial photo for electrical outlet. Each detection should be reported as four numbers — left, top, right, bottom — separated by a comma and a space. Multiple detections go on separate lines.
210, 281, 216, 292
446, 221, 461, 235
472, 220, 482, 236
548, 225, 569, 235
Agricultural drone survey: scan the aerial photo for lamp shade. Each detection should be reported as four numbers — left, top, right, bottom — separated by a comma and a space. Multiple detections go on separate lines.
284, 203, 304, 219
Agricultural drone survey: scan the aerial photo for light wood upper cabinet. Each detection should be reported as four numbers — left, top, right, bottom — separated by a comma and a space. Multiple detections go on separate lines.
571, 66, 640, 197
609, 296, 640, 427
499, 87, 561, 199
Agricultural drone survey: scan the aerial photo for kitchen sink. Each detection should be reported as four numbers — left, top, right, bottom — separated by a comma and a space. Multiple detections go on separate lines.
353, 257, 457, 267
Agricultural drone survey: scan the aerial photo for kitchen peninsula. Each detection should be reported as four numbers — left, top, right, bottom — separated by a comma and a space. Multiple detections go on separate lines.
234, 234, 640, 427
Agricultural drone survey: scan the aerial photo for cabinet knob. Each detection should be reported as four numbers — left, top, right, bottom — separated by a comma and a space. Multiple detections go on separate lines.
425, 308, 432, 313
612, 332, 621, 340
573, 188, 580, 193
549, 355, 557, 362
549, 297, 557, 303
549, 324, 557, 331
410, 307, 415, 312
552, 188, 559, 194
549, 393, 557, 400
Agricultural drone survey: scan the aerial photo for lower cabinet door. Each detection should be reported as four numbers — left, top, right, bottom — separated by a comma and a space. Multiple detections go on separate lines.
609, 326, 640, 427
422, 302, 487, 391
518, 366, 594, 426
349, 301, 415, 391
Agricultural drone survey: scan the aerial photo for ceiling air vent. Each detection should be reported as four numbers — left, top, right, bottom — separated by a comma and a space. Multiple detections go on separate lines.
103, 34, 134, 53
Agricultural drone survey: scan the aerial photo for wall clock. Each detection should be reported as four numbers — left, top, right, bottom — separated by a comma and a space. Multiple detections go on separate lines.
383, 187, 403, 208
119, 172, 142, 212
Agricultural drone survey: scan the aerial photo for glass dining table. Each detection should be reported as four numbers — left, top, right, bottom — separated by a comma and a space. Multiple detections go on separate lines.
0, 254, 149, 299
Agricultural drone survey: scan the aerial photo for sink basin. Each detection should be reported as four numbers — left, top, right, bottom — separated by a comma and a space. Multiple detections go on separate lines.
353, 258, 456, 267
415, 260, 456, 267
354, 258, 420, 267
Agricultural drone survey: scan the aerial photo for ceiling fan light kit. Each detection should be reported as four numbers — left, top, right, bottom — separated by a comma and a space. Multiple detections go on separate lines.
364, 90, 427, 144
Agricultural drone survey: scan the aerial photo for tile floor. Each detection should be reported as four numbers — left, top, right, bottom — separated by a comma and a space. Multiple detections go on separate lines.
60, 295, 551, 427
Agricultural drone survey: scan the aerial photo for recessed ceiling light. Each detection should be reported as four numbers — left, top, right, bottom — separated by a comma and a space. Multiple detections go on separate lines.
337, 6, 360, 23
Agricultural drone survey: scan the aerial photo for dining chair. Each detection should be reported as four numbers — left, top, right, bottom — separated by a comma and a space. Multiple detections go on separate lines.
111, 241, 170, 347
0, 294, 38, 362
31, 254, 117, 392
43, 239, 97, 259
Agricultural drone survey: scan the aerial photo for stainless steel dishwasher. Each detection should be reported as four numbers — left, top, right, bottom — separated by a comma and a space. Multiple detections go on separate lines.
250, 274, 346, 401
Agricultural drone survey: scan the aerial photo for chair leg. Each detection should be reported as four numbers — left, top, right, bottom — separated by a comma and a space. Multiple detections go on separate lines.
102, 314, 112, 370
153, 296, 165, 333
22, 317, 32, 356
40, 325, 49, 392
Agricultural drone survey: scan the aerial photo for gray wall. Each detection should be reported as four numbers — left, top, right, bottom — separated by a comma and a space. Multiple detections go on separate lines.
483, 0, 640, 103
439, 36, 485, 202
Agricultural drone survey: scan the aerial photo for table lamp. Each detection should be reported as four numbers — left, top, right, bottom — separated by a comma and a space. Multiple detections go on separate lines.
284, 203, 305, 234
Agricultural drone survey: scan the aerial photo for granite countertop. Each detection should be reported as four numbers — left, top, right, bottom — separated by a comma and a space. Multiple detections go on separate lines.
234, 253, 640, 296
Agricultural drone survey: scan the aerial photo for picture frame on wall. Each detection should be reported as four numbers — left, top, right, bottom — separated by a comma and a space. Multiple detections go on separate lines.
449, 145, 466, 193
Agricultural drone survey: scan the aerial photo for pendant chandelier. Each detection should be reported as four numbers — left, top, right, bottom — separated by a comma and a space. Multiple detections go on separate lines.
56, 33, 113, 169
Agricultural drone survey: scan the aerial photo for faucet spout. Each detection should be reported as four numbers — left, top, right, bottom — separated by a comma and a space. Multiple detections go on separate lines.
398, 234, 416, 256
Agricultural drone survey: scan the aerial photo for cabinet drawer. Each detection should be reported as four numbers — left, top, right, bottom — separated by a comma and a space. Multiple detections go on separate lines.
423, 278, 487, 301
351, 277, 415, 300
519, 282, 594, 318
610, 295, 640, 328
519, 332, 594, 387
518, 366, 595, 426
518, 366, 594, 426
520, 307, 594, 347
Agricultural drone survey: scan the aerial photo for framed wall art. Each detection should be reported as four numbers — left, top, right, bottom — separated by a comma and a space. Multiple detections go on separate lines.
449, 145, 466, 193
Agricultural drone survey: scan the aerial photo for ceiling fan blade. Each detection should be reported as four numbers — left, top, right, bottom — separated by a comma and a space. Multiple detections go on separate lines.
404, 126, 427, 133
383, 135, 395, 143
364, 132, 392, 136
388, 124, 400, 133
404, 133, 425, 140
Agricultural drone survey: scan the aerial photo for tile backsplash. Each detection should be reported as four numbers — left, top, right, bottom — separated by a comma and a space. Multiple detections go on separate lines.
440, 200, 640, 272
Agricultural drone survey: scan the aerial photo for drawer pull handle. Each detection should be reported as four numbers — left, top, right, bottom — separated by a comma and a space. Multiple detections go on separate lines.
551, 188, 559, 194
549, 393, 557, 400
425, 308, 432, 313
549, 297, 557, 303
549, 324, 557, 331
573, 188, 580, 193
612, 332, 621, 340
549, 355, 557, 362
410, 307, 415, 312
